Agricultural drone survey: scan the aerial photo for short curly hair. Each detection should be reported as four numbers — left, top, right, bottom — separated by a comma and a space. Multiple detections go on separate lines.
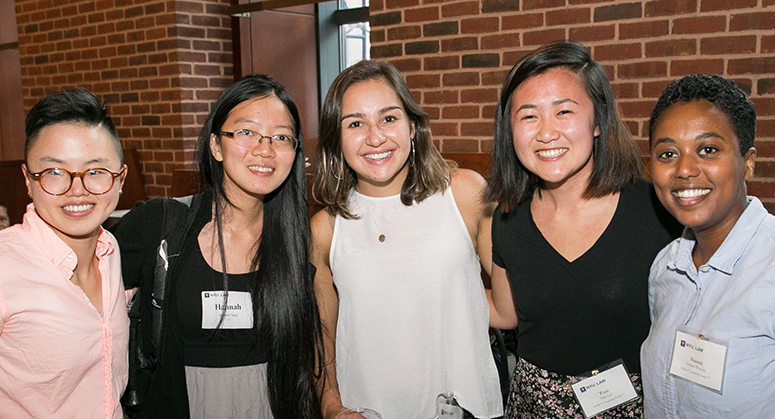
649, 74, 756, 156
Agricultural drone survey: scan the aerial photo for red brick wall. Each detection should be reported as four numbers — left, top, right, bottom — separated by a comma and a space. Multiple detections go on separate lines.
369, 0, 775, 212
15, 0, 233, 197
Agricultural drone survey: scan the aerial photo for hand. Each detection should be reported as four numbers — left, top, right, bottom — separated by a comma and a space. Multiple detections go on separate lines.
326, 405, 380, 419
334, 407, 381, 419
333, 411, 367, 419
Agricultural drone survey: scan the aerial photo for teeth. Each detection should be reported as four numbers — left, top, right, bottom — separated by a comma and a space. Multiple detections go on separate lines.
249, 166, 274, 173
63, 204, 94, 212
537, 148, 568, 158
365, 151, 392, 160
675, 189, 711, 198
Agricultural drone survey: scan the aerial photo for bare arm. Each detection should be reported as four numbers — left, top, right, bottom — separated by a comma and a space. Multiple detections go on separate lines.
487, 264, 518, 329
476, 199, 495, 278
482, 206, 519, 329
449, 169, 517, 329
449, 168, 494, 272
310, 210, 365, 419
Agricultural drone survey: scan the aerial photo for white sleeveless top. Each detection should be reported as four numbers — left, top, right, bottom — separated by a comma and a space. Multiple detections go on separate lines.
330, 188, 503, 419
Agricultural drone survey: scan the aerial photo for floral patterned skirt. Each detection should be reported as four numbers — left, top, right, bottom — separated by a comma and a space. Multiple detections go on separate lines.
504, 358, 643, 419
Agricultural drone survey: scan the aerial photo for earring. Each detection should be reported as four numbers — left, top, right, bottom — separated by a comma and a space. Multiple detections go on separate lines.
409, 139, 416, 168
326, 153, 345, 181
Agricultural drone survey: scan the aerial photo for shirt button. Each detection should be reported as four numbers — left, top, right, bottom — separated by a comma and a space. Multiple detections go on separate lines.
666, 373, 670, 379
700, 266, 710, 273
66, 255, 74, 261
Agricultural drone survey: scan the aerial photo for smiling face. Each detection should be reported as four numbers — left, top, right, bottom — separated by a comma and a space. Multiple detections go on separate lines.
210, 94, 297, 206
510, 67, 600, 190
340, 78, 416, 197
650, 99, 756, 238
24, 123, 125, 245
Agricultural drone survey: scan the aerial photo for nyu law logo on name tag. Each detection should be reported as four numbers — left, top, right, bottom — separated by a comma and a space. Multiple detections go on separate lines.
571, 361, 638, 418
669, 330, 728, 393
201, 291, 254, 329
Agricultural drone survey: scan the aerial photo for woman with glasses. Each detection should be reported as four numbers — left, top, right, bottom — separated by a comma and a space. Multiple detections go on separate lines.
311, 60, 502, 419
112, 75, 323, 419
0, 88, 129, 418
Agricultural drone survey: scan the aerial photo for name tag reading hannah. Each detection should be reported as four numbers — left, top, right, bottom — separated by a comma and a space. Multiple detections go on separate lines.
669, 330, 728, 393
571, 362, 638, 418
201, 291, 253, 329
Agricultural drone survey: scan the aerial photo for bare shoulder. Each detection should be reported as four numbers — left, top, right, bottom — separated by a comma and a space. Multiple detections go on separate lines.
312, 206, 335, 228
450, 168, 495, 217
310, 209, 336, 255
450, 168, 486, 198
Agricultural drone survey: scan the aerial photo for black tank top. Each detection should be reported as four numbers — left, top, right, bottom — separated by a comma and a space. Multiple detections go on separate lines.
174, 241, 269, 367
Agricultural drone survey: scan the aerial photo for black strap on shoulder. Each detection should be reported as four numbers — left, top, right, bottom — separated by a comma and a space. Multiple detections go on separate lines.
151, 194, 202, 350
122, 194, 207, 412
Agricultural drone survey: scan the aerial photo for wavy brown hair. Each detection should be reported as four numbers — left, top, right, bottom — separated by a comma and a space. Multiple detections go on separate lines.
313, 60, 450, 219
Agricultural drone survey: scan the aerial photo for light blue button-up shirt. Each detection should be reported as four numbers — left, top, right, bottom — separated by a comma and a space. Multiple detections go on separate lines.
641, 197, 775, 418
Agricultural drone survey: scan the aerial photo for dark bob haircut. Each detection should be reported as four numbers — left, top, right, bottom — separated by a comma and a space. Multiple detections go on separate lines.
25, 87, 122, 163
485, 41, 642, 211
649, 74, 756, 156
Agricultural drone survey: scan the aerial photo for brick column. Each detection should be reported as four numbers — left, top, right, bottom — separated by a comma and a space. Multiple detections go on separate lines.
16, 0, 233, 197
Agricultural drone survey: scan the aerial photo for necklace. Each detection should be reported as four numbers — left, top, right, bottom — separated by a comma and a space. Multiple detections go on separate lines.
359, 194, 400, 243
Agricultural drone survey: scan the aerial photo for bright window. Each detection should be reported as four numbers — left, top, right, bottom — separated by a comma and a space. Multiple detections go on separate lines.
317, 0, 370, 108
341, 0, 370, 68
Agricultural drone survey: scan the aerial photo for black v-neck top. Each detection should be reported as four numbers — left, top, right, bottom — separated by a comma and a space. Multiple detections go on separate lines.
492, 179, 681, 375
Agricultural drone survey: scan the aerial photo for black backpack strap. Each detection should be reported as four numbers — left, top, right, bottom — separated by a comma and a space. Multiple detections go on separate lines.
151, 194, 202, 351
120, 197, 167, 411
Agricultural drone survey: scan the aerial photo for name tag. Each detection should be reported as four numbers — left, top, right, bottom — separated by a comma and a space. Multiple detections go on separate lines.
571, 363, 638, 418
435, 393, 463, 419
669, 330, 728, 393
437, 404, 462, 419
201, 291, 253, 329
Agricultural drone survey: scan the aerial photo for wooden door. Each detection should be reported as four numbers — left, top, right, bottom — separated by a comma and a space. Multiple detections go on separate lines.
232, 2, 322, 215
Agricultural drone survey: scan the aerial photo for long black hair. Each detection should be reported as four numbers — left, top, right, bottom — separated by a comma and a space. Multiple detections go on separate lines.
196, 74, 324, 419
486, 41, 643, 211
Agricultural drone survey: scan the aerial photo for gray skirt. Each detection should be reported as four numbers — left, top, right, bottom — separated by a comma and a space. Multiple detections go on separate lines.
185, 363, 275, 419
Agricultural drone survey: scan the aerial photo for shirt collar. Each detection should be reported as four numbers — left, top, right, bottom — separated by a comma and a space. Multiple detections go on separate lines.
21, 203, 114, 275
668, 197, 767, 277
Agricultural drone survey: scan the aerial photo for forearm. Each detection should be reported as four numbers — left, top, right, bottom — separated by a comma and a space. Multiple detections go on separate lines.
488, 265, 518, 329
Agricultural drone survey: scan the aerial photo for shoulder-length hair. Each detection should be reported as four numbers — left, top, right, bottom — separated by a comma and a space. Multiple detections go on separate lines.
313, 60, 450, 219
196, 74, 323, 419
485, 41, 643, 212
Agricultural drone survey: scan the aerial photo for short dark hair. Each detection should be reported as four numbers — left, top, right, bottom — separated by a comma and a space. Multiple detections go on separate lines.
313, 60, 450, 218
25, 88, 122, 163
649, 74, 756, 155
486, 41, 643, 211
